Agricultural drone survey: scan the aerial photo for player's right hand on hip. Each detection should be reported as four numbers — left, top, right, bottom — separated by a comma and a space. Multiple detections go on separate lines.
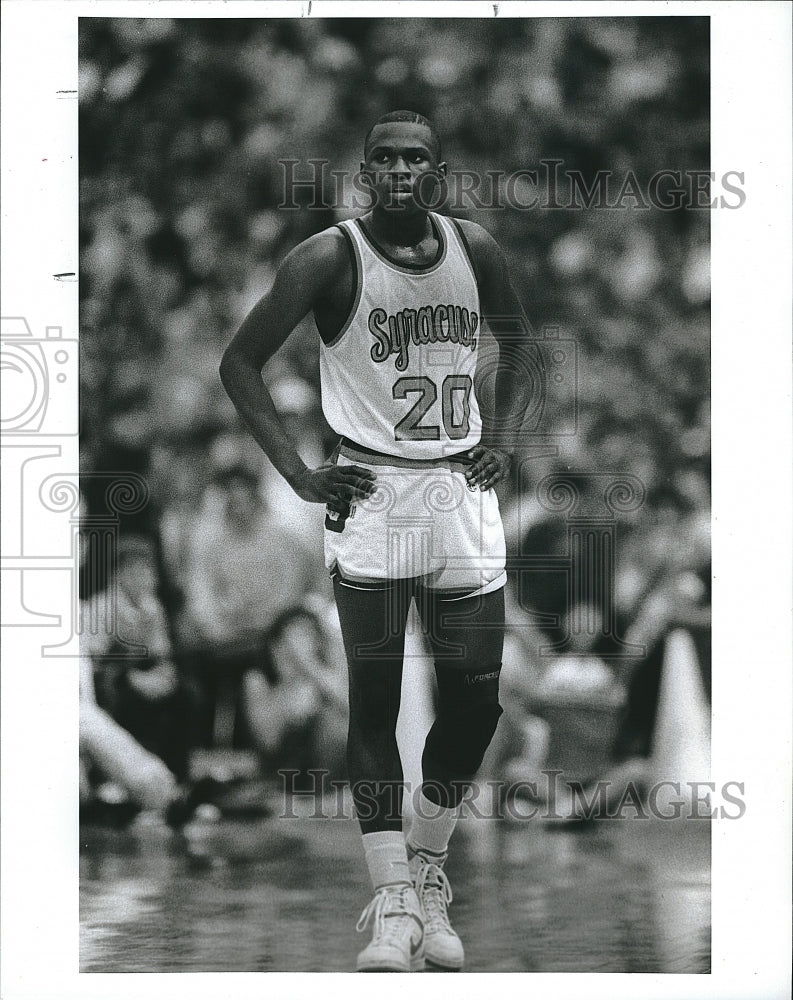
292, 463, 376, 507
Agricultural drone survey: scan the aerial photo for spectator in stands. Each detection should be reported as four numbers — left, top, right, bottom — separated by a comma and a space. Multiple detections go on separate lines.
80, 654, 233, 828
240, 597, 348, 782
613, 495, 711, 762
185, 463, 321, 649
182, 462, 327, 749
88, 534, 197, 781
80, 653, 178, 822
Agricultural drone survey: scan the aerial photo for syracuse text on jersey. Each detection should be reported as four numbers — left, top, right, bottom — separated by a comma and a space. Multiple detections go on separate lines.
368, 304, 479, 372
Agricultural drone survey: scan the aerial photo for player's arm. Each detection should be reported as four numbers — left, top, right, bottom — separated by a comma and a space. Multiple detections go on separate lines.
458, 219, 537, 490
219, 231, 376, 506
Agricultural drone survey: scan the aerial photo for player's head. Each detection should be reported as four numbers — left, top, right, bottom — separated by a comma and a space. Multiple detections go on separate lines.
364, 111, 442, 161
361, 111, 446, 213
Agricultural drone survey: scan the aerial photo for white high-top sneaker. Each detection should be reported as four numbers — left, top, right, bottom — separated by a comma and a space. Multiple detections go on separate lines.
409, 851, 464, 971
356, 883, 425, 972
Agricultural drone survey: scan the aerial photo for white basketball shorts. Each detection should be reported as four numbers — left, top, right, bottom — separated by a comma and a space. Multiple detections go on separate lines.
324, 439, 507, 598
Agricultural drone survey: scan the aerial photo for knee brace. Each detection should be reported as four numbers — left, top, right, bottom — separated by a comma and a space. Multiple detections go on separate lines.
423, 664, 503, 779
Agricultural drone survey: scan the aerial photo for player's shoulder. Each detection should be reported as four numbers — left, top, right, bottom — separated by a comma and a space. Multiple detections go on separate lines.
450, 217, 502, 256
280, 224, 352, 284
447, 216, 505, 277
289, 224, 351, 260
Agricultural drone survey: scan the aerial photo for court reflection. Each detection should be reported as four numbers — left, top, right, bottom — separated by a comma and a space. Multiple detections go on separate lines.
80, 811, 710, 973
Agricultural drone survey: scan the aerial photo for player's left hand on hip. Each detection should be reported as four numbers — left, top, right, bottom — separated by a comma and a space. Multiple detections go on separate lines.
465, 446, 511, 490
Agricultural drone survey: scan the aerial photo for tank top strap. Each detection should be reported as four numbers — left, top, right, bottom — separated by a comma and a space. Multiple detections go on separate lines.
337, 217, 367, 253
433, 213, 478, 289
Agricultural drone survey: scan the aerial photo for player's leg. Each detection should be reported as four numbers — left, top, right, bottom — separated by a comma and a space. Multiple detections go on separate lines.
334, 575, 411, 836
333, 573, 424, 971
420, 586, 505, 806
409, 584, 506, 970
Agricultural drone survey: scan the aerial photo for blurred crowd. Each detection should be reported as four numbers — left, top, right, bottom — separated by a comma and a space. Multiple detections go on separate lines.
78, 17, 710, 823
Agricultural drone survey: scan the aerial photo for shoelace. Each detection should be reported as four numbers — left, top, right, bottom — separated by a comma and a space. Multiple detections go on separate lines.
356, 885, 415, 944
414, 861, 453, 931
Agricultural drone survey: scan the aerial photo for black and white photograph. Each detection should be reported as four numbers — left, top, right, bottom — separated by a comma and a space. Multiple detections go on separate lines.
0, 2, 790, 997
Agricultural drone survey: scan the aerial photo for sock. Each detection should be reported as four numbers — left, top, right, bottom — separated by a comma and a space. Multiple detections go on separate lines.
362, 830, 411, 891
406, 792, 459, 860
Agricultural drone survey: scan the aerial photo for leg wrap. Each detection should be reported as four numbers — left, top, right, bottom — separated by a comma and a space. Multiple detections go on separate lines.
422, 664, 503, 806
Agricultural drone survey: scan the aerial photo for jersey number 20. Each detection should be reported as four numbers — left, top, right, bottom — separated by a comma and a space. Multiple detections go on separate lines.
393, 375, 472, 441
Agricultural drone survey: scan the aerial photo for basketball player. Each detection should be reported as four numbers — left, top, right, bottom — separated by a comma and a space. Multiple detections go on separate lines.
220, 111, 536, 972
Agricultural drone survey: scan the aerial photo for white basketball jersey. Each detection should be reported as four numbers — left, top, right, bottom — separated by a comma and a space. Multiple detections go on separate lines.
319, 212, 482, 459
